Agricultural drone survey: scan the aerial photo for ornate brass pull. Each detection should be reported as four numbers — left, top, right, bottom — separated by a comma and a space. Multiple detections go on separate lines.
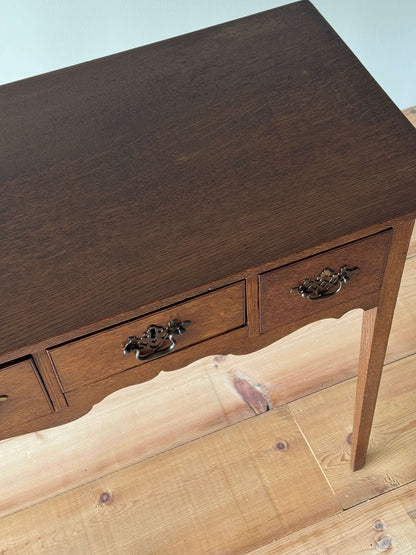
123, 320, 190, 361
0, 395, 8, 402
290, 266, 359, 301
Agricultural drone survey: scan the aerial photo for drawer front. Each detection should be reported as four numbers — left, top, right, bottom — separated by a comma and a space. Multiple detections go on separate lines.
50, 282, 246, 392
0, 359, 53, 434
259, 231, 392, 334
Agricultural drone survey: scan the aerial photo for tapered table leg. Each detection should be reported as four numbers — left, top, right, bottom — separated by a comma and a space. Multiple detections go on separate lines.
350, 219, 414, 471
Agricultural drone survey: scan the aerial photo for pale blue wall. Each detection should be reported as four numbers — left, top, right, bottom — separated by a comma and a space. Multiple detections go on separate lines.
1, 1, 415, 109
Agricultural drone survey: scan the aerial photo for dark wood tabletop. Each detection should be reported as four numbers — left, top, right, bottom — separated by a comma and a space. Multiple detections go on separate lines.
1, 0, 416, 359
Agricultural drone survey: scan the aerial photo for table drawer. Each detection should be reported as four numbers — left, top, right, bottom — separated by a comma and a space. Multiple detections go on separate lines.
50, 282, 246, 392
0, 359, 53, 436
259, 230, 392, 334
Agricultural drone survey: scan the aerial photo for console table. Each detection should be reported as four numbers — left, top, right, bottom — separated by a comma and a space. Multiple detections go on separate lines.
1, 1, 415, 471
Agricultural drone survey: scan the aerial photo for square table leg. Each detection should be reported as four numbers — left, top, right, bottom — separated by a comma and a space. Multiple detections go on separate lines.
350, 219, 414, 470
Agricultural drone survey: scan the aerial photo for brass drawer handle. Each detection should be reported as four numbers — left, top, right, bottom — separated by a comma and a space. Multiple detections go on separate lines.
290, 266, 359, 301
123, 320, 190, 361
0, 395, 9, 402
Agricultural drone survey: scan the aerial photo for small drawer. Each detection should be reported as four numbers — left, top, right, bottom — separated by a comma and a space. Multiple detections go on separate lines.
50, 282, 246, 392
0, 359, 53, 435
259, 230, 392, 334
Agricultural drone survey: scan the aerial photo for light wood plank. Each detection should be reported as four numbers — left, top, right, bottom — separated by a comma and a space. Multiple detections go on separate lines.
290, 353, 416, 509
0, 368, 247, 519
397, 485, 416, 527
0, 407, 339, 554
248, 481, 416, 554
383, 256, 416, 362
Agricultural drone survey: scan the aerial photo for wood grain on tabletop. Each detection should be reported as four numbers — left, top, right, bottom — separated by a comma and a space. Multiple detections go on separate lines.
0, 407, 339, 554
2, 2, 416, 358
0, 147, 414, 553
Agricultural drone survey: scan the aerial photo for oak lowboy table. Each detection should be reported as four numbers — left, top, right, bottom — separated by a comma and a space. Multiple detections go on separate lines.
1, 1, 415, 470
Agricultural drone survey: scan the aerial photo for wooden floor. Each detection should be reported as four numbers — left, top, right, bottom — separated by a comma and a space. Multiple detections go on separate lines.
1, 109, 415, 553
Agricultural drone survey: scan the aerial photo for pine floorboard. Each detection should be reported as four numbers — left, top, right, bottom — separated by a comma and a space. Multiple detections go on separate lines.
0, 407, 340, 554
1, 352, 415, 553
290, 353, 416, 510
248, 481, 416, 554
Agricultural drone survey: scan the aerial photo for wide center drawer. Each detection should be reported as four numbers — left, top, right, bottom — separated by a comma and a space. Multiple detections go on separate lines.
259, 230, 392, 334
49, 282, 246, 392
